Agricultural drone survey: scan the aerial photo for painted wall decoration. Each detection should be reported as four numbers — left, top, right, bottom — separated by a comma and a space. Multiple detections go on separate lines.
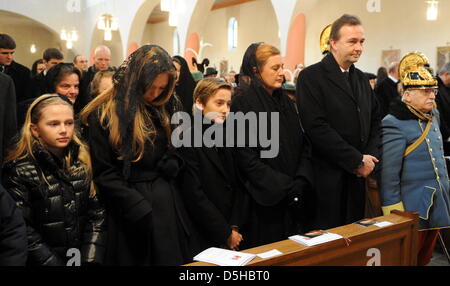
381, 49, 401, 69
219, 60, 228, 77
437, 47, 450, 73
366, 0, 381, 13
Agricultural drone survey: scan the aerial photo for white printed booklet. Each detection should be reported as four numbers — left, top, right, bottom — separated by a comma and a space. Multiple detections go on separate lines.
289, 230, 343, 247
193, 247, 257, 266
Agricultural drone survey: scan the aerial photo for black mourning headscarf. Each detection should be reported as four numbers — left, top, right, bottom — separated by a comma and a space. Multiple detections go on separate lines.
235, 42, 263, 96
173, 55, 196, 115
112, 45, 177, 179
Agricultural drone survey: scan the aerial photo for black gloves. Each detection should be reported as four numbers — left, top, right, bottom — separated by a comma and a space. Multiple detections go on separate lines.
156, 147, 184, 180
287, 179, 308, 208
287, 178, 311, 231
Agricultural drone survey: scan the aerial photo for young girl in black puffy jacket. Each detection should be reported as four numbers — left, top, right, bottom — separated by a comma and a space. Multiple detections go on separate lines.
2, 94, 106, 266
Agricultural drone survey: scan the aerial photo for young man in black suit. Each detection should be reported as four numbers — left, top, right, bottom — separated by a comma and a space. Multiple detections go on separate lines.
0, 34, 31, 108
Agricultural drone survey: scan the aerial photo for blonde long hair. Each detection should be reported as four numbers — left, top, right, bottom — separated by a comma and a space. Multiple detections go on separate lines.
80, 45, 177, 165
4, 94, 95, 196
79, 75, 176, 163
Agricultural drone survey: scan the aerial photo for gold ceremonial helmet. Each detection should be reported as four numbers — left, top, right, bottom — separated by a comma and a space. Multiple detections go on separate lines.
320, 24, 332, 55
399, 51, 438, 89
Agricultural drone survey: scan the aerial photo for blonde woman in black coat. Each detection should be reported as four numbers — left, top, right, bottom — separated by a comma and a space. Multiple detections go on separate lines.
80, 45, 200, 266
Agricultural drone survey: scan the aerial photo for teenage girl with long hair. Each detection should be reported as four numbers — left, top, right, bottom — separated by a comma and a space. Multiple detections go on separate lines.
3, 94, 106, 266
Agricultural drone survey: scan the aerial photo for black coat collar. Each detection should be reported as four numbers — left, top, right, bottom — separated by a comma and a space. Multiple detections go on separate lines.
32, 141, 80, 173
322, 53, 356, 102
203, 146, 229, 181
389, 100, 422, 121
186, 114, 230, 181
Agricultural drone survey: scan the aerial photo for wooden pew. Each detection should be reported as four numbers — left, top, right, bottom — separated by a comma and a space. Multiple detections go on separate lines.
186, 211, 418, 266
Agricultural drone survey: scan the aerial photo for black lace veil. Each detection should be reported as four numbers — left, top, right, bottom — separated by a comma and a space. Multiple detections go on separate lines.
112, 45, 178, 178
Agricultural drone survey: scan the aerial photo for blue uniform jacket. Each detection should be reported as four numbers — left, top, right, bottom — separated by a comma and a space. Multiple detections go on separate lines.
380, 106, 450, 230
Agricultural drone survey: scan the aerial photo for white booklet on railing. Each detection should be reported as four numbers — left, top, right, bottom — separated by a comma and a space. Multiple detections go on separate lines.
193, 247, 257, 266
289, 230, 343, 247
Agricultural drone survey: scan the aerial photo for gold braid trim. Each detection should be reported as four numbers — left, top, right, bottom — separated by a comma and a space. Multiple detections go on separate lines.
404, 102, 433, 121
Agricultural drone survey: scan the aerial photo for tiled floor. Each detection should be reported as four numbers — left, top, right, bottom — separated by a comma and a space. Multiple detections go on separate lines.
429, 251, 450, 266
428, 243, 450, 266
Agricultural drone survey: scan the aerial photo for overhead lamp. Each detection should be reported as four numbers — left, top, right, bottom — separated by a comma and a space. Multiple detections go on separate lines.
167, 0, 182, 27
97, 13, 119, 41
30, 44, 37, 54
60, 29, 67, 41
60, 28, 78, 49
426, 0, 439, 21
104, 28, 113, 41
161, 0, 171, 12
168, 12, 178, 27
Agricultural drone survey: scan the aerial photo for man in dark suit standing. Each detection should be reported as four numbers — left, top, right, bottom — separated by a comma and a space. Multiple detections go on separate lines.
296, 14, 381, 230
0, 72, 17, 174
30, 48, 64, 99
375, 61, 400, 118
0, 34, 31, 106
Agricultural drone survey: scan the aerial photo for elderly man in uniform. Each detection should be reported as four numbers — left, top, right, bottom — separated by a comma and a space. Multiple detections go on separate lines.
296, 14, 381, 230
380, 52, 450, 266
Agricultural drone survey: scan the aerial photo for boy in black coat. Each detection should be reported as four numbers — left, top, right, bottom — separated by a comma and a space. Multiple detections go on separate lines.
178, 78, 248, 251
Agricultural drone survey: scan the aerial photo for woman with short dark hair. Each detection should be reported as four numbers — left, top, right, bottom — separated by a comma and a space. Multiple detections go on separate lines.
46, 63, 82, 105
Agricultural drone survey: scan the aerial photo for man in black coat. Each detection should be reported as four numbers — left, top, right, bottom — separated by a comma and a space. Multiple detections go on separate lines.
436, 62, 450, 155
0, 34, 31, 106
29, 48, 64, 99
297, 14, 381, 230
374, 61, 400, 118
20, 48, 65, 130
0, 183, 27, 266
0, 72, 17, 174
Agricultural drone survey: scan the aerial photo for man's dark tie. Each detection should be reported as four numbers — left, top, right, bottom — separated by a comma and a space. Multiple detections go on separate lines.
343, 71, 353, 90
343, 71, 349, 81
